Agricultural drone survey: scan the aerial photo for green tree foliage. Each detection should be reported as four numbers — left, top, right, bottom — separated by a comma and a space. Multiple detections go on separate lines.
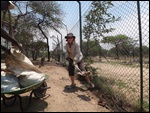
82, 40, 100, 57
134, 46, 149, 58
9, 1, 64, 60
29, 1, 63, 28
83, 1, 120, 41
82, 1, 120, 62
29, 41, 47, 60
101, 34, 140, 59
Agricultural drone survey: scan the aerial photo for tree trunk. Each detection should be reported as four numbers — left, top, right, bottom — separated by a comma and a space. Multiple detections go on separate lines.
38, 25, 50, 62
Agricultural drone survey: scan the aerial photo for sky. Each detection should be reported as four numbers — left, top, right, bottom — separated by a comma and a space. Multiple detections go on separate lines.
48, 1, 92, 50
48, 1, 149, 51
56, 1, 92, 32
8, 1, 148, 51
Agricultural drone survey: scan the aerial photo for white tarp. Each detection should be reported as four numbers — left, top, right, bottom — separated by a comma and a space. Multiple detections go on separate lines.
1, 71, 20, 93
1, 45, 46, 92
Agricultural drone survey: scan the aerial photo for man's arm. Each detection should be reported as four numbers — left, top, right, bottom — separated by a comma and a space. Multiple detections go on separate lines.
74, 42, 83, 63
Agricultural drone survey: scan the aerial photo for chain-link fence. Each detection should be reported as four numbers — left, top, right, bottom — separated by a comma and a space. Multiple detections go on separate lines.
70, 1, 149, 112
1, 1, 148, 111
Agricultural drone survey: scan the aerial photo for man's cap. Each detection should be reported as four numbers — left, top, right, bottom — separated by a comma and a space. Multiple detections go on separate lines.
65, 33, 75, 39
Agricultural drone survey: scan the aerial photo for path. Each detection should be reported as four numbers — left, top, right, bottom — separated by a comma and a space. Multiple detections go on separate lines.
1, 62, 112, 112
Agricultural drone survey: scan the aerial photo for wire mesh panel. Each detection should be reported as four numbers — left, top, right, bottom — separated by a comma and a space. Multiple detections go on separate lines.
70, 1, 149, 112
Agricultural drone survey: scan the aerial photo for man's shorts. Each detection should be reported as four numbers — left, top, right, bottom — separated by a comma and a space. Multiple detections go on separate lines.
68, 59, 85, 76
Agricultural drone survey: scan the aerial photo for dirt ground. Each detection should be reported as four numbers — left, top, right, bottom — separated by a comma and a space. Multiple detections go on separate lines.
1, 61, 113, 112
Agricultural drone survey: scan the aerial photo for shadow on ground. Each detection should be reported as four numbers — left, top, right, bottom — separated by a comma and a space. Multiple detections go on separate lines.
63, 85, 91, 101
1, 95, 48, 112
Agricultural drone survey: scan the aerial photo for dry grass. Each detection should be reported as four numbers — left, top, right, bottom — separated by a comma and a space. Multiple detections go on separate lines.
89, 57, 149, 112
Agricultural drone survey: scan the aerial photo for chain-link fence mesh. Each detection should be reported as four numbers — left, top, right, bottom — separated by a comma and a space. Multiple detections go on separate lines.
70, 1, 149, 112
1, 1, 148, 112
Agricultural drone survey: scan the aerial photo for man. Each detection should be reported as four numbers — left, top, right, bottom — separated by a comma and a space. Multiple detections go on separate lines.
64, 33, 94, 89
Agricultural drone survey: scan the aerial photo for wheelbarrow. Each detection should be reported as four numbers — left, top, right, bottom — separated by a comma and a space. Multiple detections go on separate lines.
1, 74, 50, 112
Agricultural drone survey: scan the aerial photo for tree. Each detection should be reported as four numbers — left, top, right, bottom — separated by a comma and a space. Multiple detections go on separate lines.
82, 40, 100, 57
83, 1, 120, 61
9, 1, 64, 61
29, 41, 47, 60
101, 34, 135, 59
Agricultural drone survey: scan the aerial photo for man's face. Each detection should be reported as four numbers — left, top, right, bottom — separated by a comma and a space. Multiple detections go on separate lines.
67, 37, 74, 43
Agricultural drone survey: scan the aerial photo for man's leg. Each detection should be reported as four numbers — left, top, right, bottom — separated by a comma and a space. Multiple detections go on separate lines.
69, 76, 75, 85
78, 60, 95, 88
67, 61, 76, 89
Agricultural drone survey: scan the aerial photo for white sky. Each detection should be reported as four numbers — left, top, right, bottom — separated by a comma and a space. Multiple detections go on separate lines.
48, 1, 149, 51
48, 1, 92, 51
10, 1, 149, 51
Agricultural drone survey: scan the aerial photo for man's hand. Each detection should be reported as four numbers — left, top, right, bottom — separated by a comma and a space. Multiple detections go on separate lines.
73, 61, 77, 66
66, 57, 74, 62
66, 57, 70, 61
